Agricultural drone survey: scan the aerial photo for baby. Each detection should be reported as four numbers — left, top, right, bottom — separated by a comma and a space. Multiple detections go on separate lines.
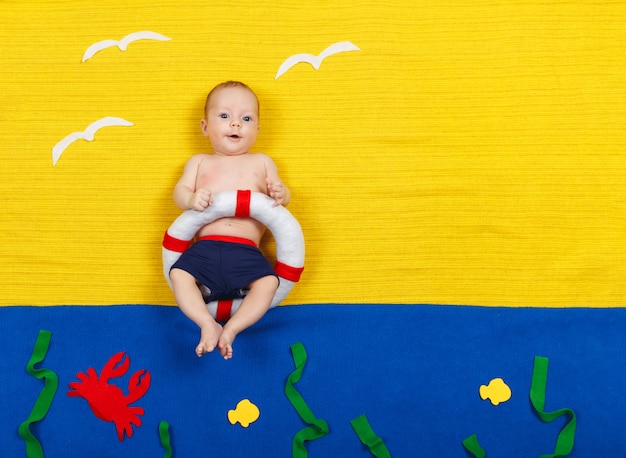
170, 81, 290, 360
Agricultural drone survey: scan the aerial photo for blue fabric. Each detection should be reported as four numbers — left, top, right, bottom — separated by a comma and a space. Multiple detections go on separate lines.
2, 304, 626, 457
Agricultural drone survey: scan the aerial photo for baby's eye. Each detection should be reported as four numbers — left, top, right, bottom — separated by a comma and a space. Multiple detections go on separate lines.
219, 113, 229, 119
242, 116, 251, 122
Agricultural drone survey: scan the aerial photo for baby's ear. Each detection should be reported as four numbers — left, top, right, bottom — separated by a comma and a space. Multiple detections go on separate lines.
200, 119, 209, 136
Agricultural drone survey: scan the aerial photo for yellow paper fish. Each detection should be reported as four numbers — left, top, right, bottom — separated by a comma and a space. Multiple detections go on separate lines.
228, 399, 260, 427
479, 378, 512, 406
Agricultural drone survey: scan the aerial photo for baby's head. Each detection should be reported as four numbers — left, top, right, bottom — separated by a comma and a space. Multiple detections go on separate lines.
201, 81, 261, 155
204, 81, 259, 119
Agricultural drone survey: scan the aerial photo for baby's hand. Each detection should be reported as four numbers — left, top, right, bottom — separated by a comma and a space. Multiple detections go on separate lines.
190, 188, 212, 211
266, 179, 287, 206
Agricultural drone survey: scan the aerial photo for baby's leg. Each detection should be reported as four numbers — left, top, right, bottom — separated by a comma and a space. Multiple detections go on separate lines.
170, 268, 223, 357
219, 275, 278, 360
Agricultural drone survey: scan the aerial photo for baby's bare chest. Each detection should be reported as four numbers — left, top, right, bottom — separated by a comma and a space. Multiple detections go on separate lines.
196, 157, 266, 193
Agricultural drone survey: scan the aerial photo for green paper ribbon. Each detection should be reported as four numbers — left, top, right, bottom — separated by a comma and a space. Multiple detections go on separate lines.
159, 421, 173, 458
285, 342, 329, 457
350, 414, 391, 458
18, 330, 59, 458
462, 434, 486, 458
530, 356, 576, 458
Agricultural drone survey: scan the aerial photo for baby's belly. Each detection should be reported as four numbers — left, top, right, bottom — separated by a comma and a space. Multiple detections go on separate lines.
196, 217, 265, 245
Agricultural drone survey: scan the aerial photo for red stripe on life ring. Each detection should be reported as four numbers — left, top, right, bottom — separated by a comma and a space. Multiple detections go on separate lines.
216, 299, 233, 322
235, 190, 252, 218
274, 261, 304, 282
163, 231, 192, 252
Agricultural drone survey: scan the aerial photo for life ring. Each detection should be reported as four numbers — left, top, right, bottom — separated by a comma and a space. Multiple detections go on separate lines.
162, 190, 305, 321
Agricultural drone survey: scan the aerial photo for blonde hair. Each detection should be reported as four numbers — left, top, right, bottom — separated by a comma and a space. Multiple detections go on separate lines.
204, 81, 259, 116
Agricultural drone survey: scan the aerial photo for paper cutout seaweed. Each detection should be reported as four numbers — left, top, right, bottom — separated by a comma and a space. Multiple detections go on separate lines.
67, 351, 151, 441
285, 342, 329, 457
350, 414, 391, 458
18, 330, 59, 458
530, 356, 576, 458
462, 434, 487, 458
159, 421, 173, 458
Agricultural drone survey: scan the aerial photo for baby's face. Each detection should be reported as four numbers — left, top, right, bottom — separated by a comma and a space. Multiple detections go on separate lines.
201, 86, 260, 156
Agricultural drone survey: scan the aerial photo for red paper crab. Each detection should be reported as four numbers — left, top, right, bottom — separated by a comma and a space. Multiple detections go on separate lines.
67, 351, 151, 441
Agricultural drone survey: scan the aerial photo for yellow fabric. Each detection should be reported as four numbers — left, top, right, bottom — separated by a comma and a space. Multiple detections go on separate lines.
1, 1, 625, 306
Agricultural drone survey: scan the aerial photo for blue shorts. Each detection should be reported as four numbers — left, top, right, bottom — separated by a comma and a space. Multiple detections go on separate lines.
170, 236, 277, 302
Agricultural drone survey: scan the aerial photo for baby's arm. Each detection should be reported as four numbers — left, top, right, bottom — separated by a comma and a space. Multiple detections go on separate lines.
173, 155, 213, 211
264, 156, 290, 206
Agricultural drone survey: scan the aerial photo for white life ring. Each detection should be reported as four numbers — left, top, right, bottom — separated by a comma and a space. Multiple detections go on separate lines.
162, 190, 305, 321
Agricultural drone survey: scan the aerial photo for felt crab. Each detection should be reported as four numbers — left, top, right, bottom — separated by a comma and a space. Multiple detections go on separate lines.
67, 351, 151, 441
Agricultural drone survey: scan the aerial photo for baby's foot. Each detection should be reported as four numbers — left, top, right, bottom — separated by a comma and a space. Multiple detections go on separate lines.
195, 321, 223, 357
217, 329, 236, 360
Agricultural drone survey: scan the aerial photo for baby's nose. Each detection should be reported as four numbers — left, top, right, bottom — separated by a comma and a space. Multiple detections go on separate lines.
230, 118, 241, 127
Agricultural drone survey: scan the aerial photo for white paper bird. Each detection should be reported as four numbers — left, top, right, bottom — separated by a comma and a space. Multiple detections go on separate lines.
275, 41, 360, 79
52, 117, 133, 166
82, 31, 171, 62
